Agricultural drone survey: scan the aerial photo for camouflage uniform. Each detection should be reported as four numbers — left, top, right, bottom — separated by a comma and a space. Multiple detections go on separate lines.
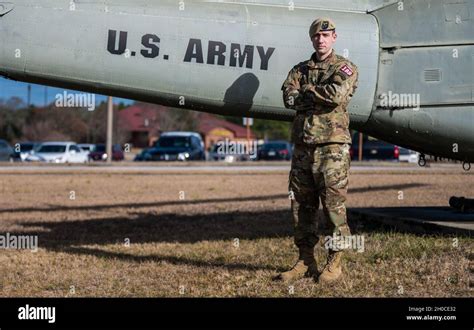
282, 31, 359, 252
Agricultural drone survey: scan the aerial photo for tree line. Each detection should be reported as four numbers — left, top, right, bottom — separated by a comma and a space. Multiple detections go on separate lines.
0, 97, 292, 146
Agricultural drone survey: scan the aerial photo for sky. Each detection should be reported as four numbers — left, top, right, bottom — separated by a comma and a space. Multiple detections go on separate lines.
0, 78, 134, 106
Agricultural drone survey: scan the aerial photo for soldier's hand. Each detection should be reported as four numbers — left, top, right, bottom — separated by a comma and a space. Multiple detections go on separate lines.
301, 84, 313, 94
291, 85, 314, 110
294, 99, 314, 111
301, 84, 316, 98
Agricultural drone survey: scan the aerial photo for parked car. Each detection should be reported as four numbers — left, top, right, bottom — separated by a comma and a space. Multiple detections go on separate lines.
78, 144, 96, 153
26, 142, 89, 163
89, 144, 125, 161
350, 134, 399, 161
12, 142, 39, 161
135, 132, 205, 161
0, 140, 15, 162
257, 141, 293, 161
398, 147, 420, 163
208, 143, 248, 162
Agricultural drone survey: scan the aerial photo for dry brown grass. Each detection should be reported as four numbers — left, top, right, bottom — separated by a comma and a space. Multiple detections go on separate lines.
0, 167, 472, 297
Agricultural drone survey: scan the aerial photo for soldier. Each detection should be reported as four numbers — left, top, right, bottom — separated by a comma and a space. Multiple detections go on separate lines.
274, 18, 359, 283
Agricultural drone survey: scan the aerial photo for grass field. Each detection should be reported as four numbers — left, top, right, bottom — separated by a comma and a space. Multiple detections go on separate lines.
0, 167, 472, 297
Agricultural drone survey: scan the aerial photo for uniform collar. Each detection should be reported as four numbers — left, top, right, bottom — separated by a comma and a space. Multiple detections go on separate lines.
308, 50, 336, 69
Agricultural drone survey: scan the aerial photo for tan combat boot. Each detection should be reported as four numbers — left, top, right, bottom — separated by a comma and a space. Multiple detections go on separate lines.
318, 250, 343, 283
273, 246, 318, 282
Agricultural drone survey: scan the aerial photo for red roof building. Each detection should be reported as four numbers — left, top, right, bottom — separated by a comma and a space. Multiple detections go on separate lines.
197, 112, 256, 150
118, 103, 256, 149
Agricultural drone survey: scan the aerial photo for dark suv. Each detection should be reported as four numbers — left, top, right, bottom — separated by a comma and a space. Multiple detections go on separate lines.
135, 132, 205, 161
350, 133, 399, 161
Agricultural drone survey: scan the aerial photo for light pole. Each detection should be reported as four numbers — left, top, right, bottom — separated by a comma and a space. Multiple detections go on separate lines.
106, 96, 113, 164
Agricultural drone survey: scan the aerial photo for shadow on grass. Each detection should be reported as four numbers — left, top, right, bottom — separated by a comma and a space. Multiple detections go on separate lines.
0, 183, 429, 214
5, 179, 466, 272
61, 246, 288, 272
16, 210, 293, 247
9, 209, 294, 272
0, 194, 288, 213
5, 205, 467, 273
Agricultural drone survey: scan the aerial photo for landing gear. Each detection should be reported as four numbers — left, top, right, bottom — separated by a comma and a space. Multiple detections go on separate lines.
418, 153, 426, 167
462, 162, 471, 171
416, 154, 470, 172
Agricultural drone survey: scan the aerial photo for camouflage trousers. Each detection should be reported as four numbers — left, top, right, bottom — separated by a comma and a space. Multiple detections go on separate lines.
289, 143, 352, 249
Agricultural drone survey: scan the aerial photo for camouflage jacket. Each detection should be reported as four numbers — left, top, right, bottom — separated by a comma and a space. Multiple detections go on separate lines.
282, 51, 358, 145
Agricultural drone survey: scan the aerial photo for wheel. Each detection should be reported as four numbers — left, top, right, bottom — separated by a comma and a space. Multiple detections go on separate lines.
418, 154, 426, 167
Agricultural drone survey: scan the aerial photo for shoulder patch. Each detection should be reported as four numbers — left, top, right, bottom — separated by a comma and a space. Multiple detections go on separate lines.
340, 64, 353, 77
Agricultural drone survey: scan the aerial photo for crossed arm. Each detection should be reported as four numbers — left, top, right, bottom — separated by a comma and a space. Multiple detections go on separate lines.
282, 65, 358, 111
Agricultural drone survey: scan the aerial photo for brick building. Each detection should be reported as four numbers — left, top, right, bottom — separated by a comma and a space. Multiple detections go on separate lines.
118, 103, 255, 149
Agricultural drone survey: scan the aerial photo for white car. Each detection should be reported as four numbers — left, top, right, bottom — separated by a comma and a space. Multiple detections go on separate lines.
78, 144, 95, 153
398, 147, 420, 163
14, 142, 40, 162
26, 142, 89, 163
